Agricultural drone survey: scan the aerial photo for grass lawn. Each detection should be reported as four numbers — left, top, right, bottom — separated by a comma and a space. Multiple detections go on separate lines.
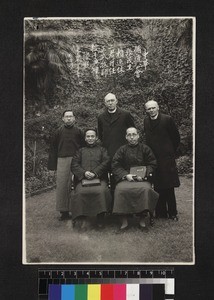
24, 175, 194, 264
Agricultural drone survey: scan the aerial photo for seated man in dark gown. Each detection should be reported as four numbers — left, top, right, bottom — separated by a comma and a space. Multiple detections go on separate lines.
112, 127, 159, 231
71, 129, 112, 230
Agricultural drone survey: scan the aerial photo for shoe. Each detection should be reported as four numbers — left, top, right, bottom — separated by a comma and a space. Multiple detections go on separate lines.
139, 215, 147, 227
138, 223, 149, 232
169, 215, 178, 221
138, 222, 147, 229
150, 217, 155, 227
155, 214, 168, 219
80, 219, 89, 230
97, 223, 105, 230
58, 212, 70, 221
115, 225, 129, 234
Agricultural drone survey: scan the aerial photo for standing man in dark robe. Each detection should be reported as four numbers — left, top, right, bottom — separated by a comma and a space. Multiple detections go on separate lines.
144, 100, 180, 221
97, 93, 135, 159
48, 110, 84, 221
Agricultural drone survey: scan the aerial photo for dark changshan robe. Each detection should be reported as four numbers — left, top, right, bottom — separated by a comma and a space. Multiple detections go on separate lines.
112, 143, 159, 215
70, 144, 112, 219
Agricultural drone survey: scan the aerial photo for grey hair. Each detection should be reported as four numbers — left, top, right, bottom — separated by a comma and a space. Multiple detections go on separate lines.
144, 100, 159, 109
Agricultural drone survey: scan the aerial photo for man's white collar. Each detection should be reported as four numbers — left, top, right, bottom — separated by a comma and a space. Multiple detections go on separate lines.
150, 113, 159, 120
108, 108, 117, 114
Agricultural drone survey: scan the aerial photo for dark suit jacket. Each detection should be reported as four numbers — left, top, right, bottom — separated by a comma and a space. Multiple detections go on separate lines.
97, 107, 135, 158
144, 113, 180, 189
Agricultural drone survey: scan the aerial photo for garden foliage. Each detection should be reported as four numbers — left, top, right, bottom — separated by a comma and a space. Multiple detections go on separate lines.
24, 18, 193, 193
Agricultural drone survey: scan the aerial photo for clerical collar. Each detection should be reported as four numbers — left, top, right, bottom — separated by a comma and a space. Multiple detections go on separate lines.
108, 108, 117, 114
150, 113, 159, 120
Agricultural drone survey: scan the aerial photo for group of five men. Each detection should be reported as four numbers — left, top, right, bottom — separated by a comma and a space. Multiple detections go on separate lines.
48, 93, 180, 231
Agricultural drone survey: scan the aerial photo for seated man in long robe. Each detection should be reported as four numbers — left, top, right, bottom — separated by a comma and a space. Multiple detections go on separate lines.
112, 127, 159, 231
71, 129, 112, 230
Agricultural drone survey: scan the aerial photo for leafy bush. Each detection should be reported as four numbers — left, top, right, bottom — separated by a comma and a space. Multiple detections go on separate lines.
25, 170, 56, 194
176, 155, 193, 174
24, 18, 193, 192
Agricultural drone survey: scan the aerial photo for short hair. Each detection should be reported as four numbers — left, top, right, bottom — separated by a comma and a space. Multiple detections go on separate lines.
104, 93, 117, 101
62, 109, 74, 117
144, 100, 159, 109
126, 127, 139, 134
84, 128, 98, 136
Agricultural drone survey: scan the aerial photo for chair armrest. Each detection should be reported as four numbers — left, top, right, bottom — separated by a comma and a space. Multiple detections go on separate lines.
145, 173, 154, 189
70, 173, 75, 191
107, 172, 112, 189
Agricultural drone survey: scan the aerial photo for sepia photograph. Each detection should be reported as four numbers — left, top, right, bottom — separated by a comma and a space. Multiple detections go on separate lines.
23, 17, 195, 264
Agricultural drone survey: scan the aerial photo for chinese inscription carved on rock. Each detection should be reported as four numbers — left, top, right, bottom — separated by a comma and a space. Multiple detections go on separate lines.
66, 44, 148, 80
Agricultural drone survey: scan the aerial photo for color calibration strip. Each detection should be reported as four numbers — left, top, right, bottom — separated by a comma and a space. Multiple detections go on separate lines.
38, 269, 175, 300
48, 283, 165, 300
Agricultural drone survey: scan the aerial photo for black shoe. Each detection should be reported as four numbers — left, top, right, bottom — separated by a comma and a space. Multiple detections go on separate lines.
155, 214, 168, 219
169, 215, 178, 221
58, 212, 70, 221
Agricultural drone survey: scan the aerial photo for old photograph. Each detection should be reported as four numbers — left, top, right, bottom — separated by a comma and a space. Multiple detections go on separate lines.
23, 17, 194, 264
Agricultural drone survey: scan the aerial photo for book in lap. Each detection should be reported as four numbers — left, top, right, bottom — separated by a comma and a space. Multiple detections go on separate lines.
130, 166, 147, 178
81, 178, 101, 187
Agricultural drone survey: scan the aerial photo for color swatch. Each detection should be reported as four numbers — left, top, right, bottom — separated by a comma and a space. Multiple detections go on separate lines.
39, 268, 175, 300
48, 284, 165, 300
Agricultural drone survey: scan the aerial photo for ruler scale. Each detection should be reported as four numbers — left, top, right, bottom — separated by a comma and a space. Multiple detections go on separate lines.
38, 268, 175, 300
